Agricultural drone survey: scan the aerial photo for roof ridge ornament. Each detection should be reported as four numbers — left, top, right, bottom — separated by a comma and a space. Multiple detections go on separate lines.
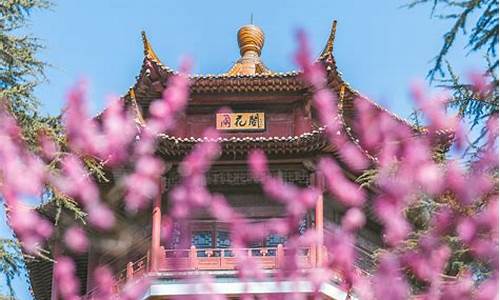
319, 20, 337, 60
126, 88, 146, 125
141, 31, 161, 62
225, 23, 273, 76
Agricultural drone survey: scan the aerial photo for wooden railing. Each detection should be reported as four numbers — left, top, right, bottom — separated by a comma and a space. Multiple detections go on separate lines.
84, 245, 316, 298
155, 245, 313, 272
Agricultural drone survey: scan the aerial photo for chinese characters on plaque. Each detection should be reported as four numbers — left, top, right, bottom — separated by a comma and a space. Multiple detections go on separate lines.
216, 112, 265, 131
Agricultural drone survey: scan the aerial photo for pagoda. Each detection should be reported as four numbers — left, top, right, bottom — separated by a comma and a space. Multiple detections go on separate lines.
26, 21, 422, 300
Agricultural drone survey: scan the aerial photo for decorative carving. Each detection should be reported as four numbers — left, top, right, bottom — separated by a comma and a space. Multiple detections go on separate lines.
165, 167, 311, 187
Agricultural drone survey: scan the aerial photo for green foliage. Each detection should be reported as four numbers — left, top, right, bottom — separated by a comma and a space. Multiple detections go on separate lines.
0, 1, 54, 297
441, 62, 498, 159
406, 0, 499, 159
0, 0, 50, 115
406, 0, 498, 80
0, 239, 25, 297
355, 168, 378, 188
0, 1, 108, 297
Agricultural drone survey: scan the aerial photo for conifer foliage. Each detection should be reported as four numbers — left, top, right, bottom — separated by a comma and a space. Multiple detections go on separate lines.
407, 0, 499, 158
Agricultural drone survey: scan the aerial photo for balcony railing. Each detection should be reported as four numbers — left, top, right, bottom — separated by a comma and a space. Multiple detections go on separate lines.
160, 245, 313, 272
116, 244, 315, 281
85, 244, 322, 298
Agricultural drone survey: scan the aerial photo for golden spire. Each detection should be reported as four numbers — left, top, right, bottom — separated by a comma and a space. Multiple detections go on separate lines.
141, 31, 160, 62
226, 24, 271, 76
237, 24, 265, 57
319, 20, 337, 60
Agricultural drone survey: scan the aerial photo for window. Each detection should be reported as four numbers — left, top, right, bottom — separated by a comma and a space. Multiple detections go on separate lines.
165, 217, 310, 255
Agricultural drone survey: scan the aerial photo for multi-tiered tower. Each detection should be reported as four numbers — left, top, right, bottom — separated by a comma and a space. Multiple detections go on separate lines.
27, 21, 419, 300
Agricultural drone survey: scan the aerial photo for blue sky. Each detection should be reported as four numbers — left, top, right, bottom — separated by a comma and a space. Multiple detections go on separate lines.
1, 0, 485, 298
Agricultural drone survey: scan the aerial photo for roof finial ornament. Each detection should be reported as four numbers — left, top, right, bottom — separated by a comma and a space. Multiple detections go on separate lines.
319, 20, 337, 60
237, 23, 265, 57
141, 31, 160, 62
225, 23, 272, 75
250, 13, 253, 24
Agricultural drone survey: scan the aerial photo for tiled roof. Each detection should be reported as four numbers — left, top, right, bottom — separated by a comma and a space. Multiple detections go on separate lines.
156, 128, 333, 157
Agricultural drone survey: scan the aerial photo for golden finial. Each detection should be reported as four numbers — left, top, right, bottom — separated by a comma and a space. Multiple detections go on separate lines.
237, 24, 265, 57
226, 23, 272, 76
141, 31, 160, 62
319, 20, 337, 59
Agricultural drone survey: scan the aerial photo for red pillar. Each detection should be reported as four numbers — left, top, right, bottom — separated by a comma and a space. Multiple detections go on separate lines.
314, 173, 324, 266
150, 180, 163, 272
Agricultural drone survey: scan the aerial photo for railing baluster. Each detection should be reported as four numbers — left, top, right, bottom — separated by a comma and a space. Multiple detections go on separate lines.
190, 245, 198, 270
126, 262, 134, 281
220, 248, 225, 269
277, 244, 284, 268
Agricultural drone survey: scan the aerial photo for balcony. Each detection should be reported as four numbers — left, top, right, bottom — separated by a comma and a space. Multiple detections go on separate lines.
83, 245, 318, 299
119, 244, 315, 281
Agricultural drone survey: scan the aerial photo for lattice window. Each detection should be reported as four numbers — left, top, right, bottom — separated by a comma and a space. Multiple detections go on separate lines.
216, 231, 231, 248
191, 231, 213, 249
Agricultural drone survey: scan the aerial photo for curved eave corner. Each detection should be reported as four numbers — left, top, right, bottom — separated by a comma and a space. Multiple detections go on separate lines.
314, 20, 451, 159
128, 31, 175, 107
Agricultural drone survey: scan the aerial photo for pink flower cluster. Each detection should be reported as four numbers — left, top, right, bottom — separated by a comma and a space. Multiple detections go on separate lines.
52, 154, 115, 230
295, 32, 498, 299
0, 30, 497, 300
54, 256, 80, 300
124, 59, 191, 212
64, 81, 137, 166
0, 106, 52, 253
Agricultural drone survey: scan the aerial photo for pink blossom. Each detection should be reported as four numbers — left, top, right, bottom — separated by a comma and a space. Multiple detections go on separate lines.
54, 256, 80, 300
146, 58, 191, 135
341, 208, 366, 232
38, 131, 59, 160
440, 273, 474, 300
468, 70, 492, 98
324, 226, 357, 287
87, 203, 115, 230
7, 201, 53, 253
248, 149, 268, 180
457, 218, 476, 243
475, 275, 499, 300
99, 96, 137, 165
93, 265, 116, 298
414, 162, 444, 195
410, 81, 463, 144
372, 254, 409, 300
402, 236, 450, 282
374, 195, 412, 246
209, 194, 237, 223
124, 155, 164, 211
318, 157, 366, 207
431, 207, 455, 235
0, 30, 496, 300
64, 226, 88, 253
295, 29, 326, 89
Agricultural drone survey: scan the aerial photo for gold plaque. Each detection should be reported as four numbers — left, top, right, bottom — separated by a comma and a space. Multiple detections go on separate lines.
216, 112, 265, 131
